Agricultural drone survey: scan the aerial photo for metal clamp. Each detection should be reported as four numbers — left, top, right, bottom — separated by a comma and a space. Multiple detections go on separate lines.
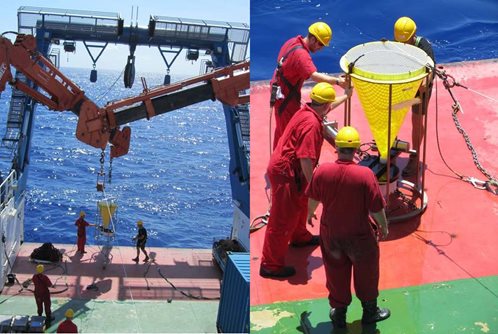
464, 176, 487, 190
485, 180, 498, 195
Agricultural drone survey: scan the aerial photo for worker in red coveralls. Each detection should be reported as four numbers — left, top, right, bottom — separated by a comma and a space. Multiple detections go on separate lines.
270, 21, 346, 150
306, 126, 390, 328
32, 264, 55, 323
260, 82, 351, 278
75, 211, 94, 254
57, 308, 78, 333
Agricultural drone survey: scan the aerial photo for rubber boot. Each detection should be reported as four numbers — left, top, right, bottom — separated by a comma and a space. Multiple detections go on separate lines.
361, 299, 390, 324
259, 265, 296, 278
329, 307, 347, 328
290, 235, 320, 248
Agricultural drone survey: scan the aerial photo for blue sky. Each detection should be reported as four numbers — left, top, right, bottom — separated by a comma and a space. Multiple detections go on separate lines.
1, 0, 249, 74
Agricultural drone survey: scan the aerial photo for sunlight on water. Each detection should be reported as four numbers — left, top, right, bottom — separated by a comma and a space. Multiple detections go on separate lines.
251, 0, 498, 80
0, 69, 233, 249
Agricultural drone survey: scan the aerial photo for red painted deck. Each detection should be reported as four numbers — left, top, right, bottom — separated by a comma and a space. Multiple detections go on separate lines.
250, 59, 498, 306
2, 242, 221, 301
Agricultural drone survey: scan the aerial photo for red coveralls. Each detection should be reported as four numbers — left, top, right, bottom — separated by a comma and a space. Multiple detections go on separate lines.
306, 160, 386, 308
272, 35, 317, 149
75, 217, 90, 253
32, 273, 53, 318
261, 104, 323, 272
57, 319, 78, 333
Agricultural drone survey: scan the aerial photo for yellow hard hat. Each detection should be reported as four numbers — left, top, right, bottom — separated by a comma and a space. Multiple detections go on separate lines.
308, 22, 332, 46
335, 126, 361, 149
65, 309, 74, 318
394, 16, 417, 42
310, 82, 336, 104
79, 211, 85, 217
137, 220, 143, 226
36, 264, 44, 274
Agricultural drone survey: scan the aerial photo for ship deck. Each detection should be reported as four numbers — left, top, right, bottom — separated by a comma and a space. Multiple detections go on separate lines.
250, 59, 498, 333
0, 242, 221, 332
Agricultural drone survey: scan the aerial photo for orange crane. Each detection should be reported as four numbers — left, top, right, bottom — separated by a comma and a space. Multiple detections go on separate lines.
0, 33, 249, 158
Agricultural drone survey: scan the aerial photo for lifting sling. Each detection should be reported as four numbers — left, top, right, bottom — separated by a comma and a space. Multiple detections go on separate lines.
274, 45, 304, 115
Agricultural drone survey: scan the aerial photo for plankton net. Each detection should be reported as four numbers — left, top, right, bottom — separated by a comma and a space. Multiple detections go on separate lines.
340, 40, 434, 162
339, 40, 434, 221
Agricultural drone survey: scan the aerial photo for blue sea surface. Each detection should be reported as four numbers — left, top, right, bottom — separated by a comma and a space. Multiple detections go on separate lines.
251, 0, 498, 80
0, 69, 233, 249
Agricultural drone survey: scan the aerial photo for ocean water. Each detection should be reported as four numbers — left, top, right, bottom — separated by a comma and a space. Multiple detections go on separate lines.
251, 0, 498, 80
0, 68, 233, 249
2, 0, 497, 250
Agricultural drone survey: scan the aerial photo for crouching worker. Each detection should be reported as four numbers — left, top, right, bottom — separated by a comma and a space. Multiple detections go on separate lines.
306, 126, 390, 328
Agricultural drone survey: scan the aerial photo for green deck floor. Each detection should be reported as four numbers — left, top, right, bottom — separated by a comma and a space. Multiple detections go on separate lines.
251, 275, 498, 334
0, 295, 219, 333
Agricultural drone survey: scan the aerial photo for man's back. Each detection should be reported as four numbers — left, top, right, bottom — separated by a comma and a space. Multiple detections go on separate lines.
57, 319, 78, 333
268, 104, 323, 179
138, 227, 147, 242
32, 273, 51, 296
416, 36, 435, 62
307, 160, 385, 237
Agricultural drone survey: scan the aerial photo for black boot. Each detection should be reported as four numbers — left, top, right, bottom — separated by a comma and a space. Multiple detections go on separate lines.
361, 299, 390, 324
329, 307, 347, 328
259, 266, 296, 278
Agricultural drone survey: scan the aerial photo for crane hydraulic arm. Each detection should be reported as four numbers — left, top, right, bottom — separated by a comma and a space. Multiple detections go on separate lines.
0, 33, 249, 158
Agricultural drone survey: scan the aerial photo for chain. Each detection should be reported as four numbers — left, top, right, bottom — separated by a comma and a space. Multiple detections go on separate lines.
394, 189, 417, 210
109, 157, 113, 184
451, 103, 497, 183
436, 68, 498, 194
99, 149, 105, 177
96, 149, 106, 192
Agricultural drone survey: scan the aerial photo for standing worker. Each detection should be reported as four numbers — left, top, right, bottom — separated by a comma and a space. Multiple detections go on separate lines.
393, 16, 435, 176
306, 126, 390, 328
260, 82, 351, 278
270, 21, 346, 150
32, 264, 55, 324
132, 220, 149, 262
75, 211, 94, 254
57, 309, 78, 333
